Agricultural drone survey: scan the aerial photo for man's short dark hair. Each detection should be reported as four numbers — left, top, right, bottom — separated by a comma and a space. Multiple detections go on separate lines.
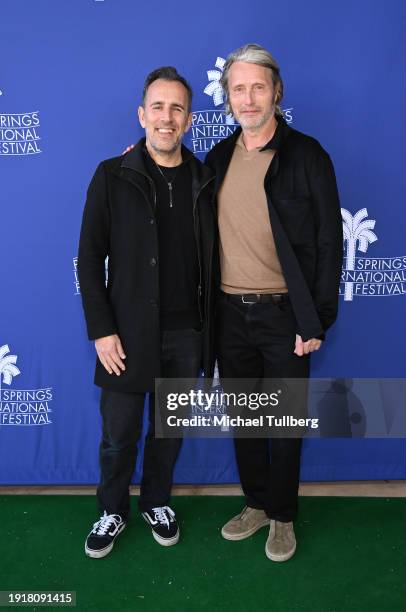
142, 66, 193, 112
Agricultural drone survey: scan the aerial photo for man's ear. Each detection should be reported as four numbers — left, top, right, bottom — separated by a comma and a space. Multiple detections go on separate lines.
184, 112, 193, 133
138, 105, 146, 128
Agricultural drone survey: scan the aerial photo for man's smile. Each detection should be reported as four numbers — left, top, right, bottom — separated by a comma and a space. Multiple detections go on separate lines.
156, 127, 176, 134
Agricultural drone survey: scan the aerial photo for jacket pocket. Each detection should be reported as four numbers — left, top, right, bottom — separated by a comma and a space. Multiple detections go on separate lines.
274, 197, 315, 245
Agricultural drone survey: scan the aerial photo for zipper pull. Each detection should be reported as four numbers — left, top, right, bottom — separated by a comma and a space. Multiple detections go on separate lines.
168, 182, 173, 207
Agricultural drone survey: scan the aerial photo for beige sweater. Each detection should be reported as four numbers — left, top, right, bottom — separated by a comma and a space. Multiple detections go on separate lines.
218, 133, 288, 294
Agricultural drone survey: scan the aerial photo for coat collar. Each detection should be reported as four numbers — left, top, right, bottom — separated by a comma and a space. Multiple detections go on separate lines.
120, 137, 213, 192
211, 114, 291, 195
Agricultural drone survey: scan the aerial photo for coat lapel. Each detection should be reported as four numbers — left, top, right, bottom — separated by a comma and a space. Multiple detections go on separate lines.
212, 128, 241, 197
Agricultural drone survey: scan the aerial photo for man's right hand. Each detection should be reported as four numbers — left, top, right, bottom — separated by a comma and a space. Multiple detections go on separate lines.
95, 334, 126, 376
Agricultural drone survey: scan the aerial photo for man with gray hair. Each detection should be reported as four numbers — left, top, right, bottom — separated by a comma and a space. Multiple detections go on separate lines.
206, 44, 342, 561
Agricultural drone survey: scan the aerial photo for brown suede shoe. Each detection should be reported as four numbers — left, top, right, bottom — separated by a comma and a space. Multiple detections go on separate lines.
265, 520, 296, 562
221, 506, 270, 541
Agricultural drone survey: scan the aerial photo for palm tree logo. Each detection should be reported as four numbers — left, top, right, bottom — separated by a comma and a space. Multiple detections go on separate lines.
204, 57, 226, 106
0, 344, 20, 394
341, 208, 378, 301
204, 57, 235, 125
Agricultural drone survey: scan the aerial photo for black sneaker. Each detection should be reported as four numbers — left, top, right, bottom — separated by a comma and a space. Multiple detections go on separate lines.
142, 506, 179, 546
85, 511, 126, 558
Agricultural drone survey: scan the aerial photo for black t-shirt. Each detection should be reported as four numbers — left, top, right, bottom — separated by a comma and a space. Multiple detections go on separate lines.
144, 150, 201, 331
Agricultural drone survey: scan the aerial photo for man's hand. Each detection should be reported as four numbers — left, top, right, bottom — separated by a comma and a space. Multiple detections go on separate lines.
95, 334, 126, 375
294, 334, 322, 356
122, 144, 135, 155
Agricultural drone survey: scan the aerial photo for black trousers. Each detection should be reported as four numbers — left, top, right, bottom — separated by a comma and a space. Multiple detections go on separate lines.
216, 293, 310, 522
97, 328, 202, 519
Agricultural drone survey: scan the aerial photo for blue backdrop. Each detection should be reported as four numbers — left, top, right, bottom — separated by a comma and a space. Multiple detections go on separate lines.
1, 0, 406, 484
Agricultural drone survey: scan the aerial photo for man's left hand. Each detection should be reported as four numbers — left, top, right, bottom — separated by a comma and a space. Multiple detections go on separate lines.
294, 334, 322, 356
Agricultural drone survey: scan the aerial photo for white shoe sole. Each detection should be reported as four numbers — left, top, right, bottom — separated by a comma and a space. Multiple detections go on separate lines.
85, 523, 126, 558
221, 518, 270, 541
265, 542, 296, 562
152, 529, 180, 547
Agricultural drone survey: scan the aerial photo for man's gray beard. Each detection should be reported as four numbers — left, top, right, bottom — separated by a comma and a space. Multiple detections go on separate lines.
150, 137, 182, 158
236, 107, 275, 132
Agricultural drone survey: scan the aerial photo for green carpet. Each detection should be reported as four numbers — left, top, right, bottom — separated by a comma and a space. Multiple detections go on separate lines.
1, 496, 405, 611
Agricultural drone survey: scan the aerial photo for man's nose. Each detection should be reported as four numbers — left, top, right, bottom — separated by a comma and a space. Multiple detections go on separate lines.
161, 107, 173, 122
243, 88, 254, 105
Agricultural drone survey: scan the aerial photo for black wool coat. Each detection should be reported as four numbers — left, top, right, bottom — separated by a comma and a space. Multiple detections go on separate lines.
78, 140, 217, 392
205, 116, 343, 341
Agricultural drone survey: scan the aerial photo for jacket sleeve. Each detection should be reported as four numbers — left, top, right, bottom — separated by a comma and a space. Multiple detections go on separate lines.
308, 149, 343, 334
77, 162, 118, 340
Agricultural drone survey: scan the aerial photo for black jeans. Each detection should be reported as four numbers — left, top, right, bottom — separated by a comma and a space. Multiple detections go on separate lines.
216, 293, 310, 522
97, 328, 202, 519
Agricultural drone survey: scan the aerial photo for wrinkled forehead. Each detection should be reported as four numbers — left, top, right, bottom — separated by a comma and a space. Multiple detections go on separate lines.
228, 61, 274, 86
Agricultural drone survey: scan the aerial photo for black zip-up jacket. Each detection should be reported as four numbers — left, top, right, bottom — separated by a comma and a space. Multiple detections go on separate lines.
78, 139, 216, 392
205, 116, 343, 341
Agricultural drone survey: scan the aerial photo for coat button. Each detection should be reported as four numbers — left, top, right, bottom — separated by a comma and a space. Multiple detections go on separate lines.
149, 218, 155, 225
150, 257, 157, 266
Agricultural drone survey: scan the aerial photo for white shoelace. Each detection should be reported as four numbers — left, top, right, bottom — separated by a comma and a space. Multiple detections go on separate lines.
92, 511, 122, 536
152, 506, 174, 528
